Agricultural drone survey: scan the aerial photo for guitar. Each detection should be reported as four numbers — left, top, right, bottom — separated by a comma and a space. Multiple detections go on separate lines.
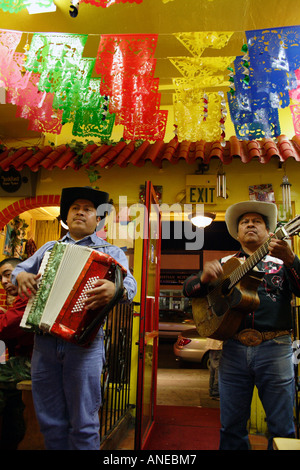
192, 215, 300, 340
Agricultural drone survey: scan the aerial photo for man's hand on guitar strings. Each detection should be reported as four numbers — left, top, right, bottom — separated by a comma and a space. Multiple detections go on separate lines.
268, 237, 295, 268
16, 272, 41, 298
200, 260, 224, 284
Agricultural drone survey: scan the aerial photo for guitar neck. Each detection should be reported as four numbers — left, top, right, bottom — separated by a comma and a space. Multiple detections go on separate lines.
228, 235, 275, 289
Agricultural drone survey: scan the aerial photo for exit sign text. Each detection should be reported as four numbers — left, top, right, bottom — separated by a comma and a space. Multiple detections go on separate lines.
187, 186, 216, 203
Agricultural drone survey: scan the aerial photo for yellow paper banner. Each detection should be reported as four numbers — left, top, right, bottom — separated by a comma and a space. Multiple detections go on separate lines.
173, 31, 234, 57
169, 56, 235, 87
173, 90, 223, 141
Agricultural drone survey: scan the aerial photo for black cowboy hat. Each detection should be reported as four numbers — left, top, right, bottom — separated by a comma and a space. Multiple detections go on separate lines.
60, 186, 110, 224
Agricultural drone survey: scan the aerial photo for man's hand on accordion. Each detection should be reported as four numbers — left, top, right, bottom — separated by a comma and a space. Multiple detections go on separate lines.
16, 271, 41, 298
84, 278, 116, 310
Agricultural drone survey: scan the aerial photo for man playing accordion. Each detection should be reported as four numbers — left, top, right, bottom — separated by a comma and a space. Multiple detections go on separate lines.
12, 186, 137, 450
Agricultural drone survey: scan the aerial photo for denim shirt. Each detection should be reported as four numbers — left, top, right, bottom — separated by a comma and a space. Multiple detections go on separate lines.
11, 232, 137, 302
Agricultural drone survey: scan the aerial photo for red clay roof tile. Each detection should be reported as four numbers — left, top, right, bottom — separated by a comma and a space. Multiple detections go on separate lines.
0, 135, 300, 172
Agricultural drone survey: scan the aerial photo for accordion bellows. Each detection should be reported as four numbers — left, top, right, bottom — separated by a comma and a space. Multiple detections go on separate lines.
21, 242, 126, 346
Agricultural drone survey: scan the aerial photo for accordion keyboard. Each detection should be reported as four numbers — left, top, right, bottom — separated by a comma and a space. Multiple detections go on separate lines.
71, 276, 100, 313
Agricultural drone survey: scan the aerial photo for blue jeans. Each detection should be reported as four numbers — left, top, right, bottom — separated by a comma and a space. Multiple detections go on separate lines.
31, 330, 105, 450
219, 336, 295, 450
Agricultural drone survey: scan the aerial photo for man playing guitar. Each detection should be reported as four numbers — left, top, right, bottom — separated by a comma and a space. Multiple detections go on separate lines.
183, 200, 300, 450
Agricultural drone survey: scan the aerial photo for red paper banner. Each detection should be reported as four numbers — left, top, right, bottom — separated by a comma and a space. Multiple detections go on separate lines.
95, 34, 166, 139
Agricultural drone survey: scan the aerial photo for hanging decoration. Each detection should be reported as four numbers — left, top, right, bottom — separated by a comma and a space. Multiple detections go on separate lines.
173, 31, 234, 57
217, 166, 227, 199
0, 0, 54, 13
219, 91, 227, 145
95, 34, 158, 97
171, 32, 234, 142
227, 26, 300, 140
227, 66, 235, 96
290, 103, 300, 135
6, 73, 46, 111
173, 87, 224, 141
52, 58, 96, 122
245, 26, 300, 110
0, 29, 167, 141
227, 54, 281, 140
281, 174, 292, 218
0, 30, 22, 87
6, 73, 63, 134
24, 32, 88, 90
1, 52, 32, 90
123, 110, 168, 140
289, 69, 300, 134
19, 32, 114, 137
21, 39, 30, 74
241, 43, 250, 86
227, 91, 281, 140
2, 26, 300, 143
95, 34, 166, 140
168, 56, 235, 87
289, 69, 300, 102
71, 79, 116, 138
17, 91, 63, 135
203, 93, 208, 121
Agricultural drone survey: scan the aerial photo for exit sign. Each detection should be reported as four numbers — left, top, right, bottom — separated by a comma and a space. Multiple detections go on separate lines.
186, 175, 216, 204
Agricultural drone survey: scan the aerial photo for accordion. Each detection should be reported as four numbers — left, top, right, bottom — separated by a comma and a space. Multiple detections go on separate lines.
21, 242, 126, 346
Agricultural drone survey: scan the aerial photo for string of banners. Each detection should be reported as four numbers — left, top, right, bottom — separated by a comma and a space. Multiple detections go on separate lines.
1, 27, 300, 141
0, 31, 166, 140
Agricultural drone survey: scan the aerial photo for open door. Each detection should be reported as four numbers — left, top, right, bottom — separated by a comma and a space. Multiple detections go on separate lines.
135, 181, 161, 450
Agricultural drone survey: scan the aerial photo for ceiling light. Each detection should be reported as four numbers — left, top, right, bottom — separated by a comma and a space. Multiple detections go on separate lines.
188, 212, 216, 228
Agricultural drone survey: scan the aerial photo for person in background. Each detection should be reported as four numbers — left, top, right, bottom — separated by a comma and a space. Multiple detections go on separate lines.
12, 186, 137, 451
206, 338, 222, 400
183, 200, 300, 450
0, 257, 32, 449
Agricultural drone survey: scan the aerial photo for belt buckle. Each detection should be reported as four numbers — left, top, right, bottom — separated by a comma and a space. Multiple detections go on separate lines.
237, 329, 262, 347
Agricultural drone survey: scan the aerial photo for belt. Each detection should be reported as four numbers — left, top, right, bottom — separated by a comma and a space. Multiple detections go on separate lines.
232, 328, 291, 347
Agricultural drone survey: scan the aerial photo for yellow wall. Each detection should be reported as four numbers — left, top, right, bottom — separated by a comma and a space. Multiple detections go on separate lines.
1, 153, 299, 215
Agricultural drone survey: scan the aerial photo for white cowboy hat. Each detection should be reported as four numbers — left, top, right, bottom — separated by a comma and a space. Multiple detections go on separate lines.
225, 200, 278, 240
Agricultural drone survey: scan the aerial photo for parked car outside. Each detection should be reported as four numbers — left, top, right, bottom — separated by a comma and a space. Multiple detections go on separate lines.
173, 328, 210, 369
159, 309, 195, 339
